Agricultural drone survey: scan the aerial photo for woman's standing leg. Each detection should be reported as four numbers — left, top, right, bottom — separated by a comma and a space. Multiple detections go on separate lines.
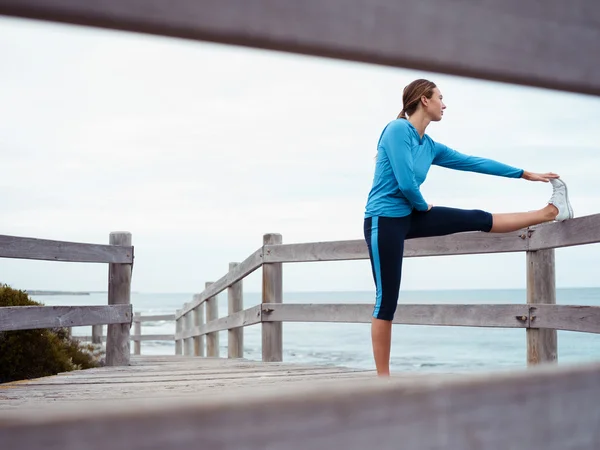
364, 216, 411, 376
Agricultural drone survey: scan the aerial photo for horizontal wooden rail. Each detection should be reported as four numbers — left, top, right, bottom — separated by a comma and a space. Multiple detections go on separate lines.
75, 334, 174, 342
1, 0, 599, 96
531, 305, 600, 334
133, 314, 175, 322
177, 249, 262, 318
176, 303, 600, 340
529, 213, 600, 251
0, 234, 134, 263
263, 215, 600, 263
261, 304, 531, 329
2, 360, 600, 449
177, 305, 262, 341
263, 229, 529, 263
0, 305, 132, 332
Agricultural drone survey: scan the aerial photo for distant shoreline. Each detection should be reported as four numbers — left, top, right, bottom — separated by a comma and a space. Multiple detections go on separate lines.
25, 290, 92, 296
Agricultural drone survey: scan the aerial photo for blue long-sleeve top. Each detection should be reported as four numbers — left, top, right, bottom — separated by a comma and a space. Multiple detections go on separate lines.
364, 119, 524, 218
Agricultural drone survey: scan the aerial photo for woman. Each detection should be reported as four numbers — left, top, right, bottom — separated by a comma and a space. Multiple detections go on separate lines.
364, 78, 573, 376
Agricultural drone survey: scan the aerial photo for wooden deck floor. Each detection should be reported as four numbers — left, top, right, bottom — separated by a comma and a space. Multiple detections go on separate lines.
0, 355, 387, 411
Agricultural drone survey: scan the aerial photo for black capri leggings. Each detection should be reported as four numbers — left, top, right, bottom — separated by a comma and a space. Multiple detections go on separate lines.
363, 206, 493, 321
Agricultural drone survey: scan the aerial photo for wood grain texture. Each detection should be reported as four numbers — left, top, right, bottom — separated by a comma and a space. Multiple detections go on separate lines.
262, 233, 283, 362
91, 324, 103, 344
0, 305, 132, 332
178, 248, 262, 318
227, 262, 244, 359
531, 305, 600, 334
175, 311, 182, 356
0, 355, 375, 412
177, 305, 262, 340
106, 232, 133, 367
528, 214, 600, 250
1, 356, 600, 450
0, 233, 133, 263
183, 308, 194, 356
133, 314, 175, 322
527, 249, 557, 365
0, 0, 599, 95
192, 294, 204, 357
262, 304, 530, 328
133, 312, 141, 355
205, 282, 219, 358
264, 230, 528, 263
75, 334, 173, 342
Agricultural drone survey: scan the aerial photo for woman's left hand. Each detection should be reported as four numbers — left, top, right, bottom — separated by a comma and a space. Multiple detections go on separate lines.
522, 171, 560, 182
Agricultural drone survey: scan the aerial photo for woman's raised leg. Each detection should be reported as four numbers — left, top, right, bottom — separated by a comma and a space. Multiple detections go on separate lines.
490, 204, 557, 233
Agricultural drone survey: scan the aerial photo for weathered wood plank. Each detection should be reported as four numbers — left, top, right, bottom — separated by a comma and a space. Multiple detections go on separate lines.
175, 310, 182, 356
106, 232, 132, 367
262, 304, 530, 328
205, 282, 219, 358
133, 314, 175, 322
531, 305, 600, 334
0, 234, 133, 263
526, 249, 557, 365
75, 334, 174, 342
91, 324, 103, 344
177, 305, 262, 340
262, 233, 283, 362
183, 306, 194, 356
178, 248, 262, 318
529, 214, 600, 250
0, 305, 132, 331
5, 367, 364, 387
227, 262, 244, 358
264, 230, 528, 263
2, 359, 600, 449
133, 312, 141, 355
1, 0, 599, 95
192, 295, 204, 357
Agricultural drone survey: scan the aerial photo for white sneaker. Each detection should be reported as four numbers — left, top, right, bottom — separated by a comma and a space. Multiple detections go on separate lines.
548, 178, 574, 221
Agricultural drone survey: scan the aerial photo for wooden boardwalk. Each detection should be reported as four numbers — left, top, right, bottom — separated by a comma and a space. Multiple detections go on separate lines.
0, 356, 383, 411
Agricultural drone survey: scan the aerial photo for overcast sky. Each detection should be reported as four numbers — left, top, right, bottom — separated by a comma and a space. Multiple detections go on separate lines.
1, 16, 599, 294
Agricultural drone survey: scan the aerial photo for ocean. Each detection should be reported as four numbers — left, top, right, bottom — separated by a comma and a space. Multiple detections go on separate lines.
31, 288, 600, 374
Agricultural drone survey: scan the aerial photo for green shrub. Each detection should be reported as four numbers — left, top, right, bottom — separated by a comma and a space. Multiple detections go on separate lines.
0, 284, 100, 383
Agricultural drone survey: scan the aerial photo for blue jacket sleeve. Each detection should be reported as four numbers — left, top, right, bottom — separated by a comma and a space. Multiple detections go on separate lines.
432, 142, 524, 178
383, 124, 430, 211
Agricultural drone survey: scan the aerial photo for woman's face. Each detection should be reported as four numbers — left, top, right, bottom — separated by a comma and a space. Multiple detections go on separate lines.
423, 87, 446, 121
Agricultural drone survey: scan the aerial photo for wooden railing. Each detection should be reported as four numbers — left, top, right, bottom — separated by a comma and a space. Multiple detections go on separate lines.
0, 232, 134, 366
175, 214, 600, 365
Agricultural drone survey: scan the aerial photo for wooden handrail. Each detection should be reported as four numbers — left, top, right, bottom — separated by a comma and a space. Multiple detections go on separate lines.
1, 0, 599, 95
177, 214, 600, 320
0, 305, 132, 332
0, 234, 134, 263
175, 304, 600, 340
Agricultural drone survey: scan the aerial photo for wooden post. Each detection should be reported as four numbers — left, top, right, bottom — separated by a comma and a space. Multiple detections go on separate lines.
184, 305, 194, 356
106, 231, 132, 366
91, 325, 103, 344
206, 281, 219, 357
527, 248, 557, 365
228, 262, 243, 358
262, 233, 283, 362
133, 312, 141, 355
193, 294, 204, 357
175, 310, 182, 355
